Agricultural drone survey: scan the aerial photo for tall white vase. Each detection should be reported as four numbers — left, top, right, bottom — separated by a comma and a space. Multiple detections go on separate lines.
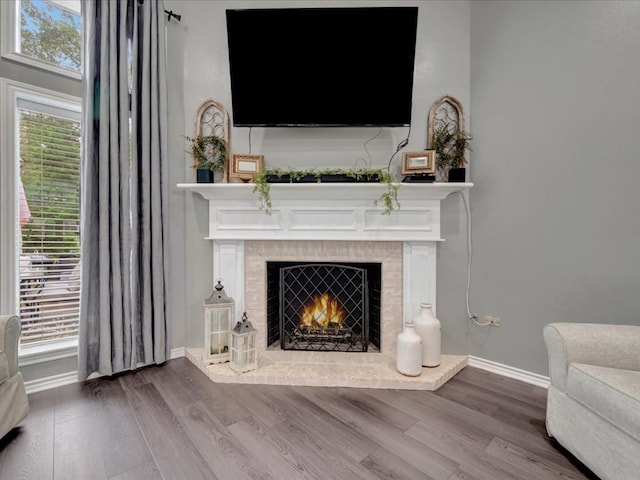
413, 303, 441, 367
396, 322, 422, 377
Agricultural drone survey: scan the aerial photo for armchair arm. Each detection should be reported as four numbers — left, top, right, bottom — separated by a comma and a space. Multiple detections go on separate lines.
0, 315, 21, 379
544, 322, 640, 390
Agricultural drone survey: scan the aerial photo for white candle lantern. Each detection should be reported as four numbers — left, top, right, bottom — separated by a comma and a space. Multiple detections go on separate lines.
203, 280, 234, 364
230, 312, 257, 374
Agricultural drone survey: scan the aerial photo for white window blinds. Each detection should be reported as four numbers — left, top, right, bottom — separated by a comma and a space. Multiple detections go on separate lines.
18, 100, 81, 345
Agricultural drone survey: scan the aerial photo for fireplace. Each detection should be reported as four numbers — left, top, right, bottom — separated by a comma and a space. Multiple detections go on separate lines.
245, 240, 400, 356
178, 182, 471, 389
266, 261, 381, 352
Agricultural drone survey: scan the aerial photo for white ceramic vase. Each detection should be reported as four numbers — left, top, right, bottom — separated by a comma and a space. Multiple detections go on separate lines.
396, 322, 422, 377
413, 303, 441, 367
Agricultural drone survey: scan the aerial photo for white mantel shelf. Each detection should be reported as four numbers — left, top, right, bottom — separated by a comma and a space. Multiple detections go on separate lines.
177, 182, 472, 242
177, 182, 472, 201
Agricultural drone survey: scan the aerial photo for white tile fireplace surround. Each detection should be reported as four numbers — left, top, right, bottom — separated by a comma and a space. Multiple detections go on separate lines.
178, 182, 472, 390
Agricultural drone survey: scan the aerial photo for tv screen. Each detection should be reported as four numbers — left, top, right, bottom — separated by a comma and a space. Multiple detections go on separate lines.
226, 7, 419, 127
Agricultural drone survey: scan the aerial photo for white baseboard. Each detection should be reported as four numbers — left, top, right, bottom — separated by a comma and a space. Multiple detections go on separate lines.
23, 350, 547, 394
24, 348, 186, 394
468, 355, 550, 389
24, 371, 78, 394
170, 347, 185, 359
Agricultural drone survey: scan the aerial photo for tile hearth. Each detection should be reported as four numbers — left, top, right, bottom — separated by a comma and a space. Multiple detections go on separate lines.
185, 348, 468, 391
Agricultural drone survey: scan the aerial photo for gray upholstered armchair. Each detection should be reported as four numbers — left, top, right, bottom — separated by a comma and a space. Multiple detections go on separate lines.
0, 315, 29, 439
544, 322, 640, 480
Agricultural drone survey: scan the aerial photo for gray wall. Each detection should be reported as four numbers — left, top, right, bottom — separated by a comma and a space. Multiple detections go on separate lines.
14, 0, 638, 384
166, 0, 471, 349
462, 0, 640, 374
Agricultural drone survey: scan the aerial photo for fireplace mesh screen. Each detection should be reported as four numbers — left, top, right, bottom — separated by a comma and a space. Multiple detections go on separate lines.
280, 264, 368, 352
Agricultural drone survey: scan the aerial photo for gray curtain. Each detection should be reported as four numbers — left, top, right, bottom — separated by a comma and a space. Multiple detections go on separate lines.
79, 0, 168, 380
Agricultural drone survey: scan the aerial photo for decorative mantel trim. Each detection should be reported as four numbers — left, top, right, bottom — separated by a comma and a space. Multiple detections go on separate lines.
177, 182, 472, 242
178, 182, 471, 203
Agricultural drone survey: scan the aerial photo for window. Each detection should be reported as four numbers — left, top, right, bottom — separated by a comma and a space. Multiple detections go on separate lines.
0, 79, 81, 347
1, 0, 81, 79
19, 99, 81, 344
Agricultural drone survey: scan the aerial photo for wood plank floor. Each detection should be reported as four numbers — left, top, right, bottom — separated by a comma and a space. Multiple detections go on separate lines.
0, 358, 600, 480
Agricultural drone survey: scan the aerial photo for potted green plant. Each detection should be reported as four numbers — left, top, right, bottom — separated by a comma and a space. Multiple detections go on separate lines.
185, 134, 227, 183
430, 124, 472, 182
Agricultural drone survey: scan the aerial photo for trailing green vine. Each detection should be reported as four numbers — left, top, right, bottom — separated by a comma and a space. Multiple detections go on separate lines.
252, 167, 400, 215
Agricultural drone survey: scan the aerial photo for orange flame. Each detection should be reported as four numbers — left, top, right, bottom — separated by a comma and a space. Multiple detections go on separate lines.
299, 293, 345, 329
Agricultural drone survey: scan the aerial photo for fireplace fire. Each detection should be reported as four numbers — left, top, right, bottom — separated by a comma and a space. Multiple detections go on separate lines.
295, 292, 354, 346
299, 293, 345, 330
266, 262, 381, 352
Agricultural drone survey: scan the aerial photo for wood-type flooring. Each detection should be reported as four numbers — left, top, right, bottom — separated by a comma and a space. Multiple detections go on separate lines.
0, 358, 599, 480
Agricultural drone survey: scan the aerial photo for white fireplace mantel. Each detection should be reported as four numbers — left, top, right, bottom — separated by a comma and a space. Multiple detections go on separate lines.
179, 181, 472, 354
179, 181, 473, 388
177, 182, 473, 242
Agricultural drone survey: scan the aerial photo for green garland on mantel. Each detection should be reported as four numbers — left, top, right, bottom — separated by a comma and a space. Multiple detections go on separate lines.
252, 167, 400, 215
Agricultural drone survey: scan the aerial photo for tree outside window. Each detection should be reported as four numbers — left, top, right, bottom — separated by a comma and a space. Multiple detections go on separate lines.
19, 0, 81, 72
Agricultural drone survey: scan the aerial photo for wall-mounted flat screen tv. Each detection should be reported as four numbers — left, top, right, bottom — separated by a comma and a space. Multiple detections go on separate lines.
226, 7, 419, 127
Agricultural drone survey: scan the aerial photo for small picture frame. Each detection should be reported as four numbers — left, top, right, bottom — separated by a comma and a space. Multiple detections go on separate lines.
402, 150, 436, 175
230, 154, 264, 182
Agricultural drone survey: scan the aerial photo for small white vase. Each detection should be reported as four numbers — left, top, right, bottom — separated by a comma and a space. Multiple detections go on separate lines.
396, 322, 422, 376
413, 303, 441, 367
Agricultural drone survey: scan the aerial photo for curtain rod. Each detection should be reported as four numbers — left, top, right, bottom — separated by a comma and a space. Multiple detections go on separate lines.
164, 10, 181, 22
137, 1, 182, 22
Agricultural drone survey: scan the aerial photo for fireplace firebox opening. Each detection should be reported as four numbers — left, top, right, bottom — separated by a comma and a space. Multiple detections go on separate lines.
266, 262, 382, 352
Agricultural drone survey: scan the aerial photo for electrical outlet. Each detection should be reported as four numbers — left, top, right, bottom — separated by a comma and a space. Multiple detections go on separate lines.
485, 315, 501, 327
